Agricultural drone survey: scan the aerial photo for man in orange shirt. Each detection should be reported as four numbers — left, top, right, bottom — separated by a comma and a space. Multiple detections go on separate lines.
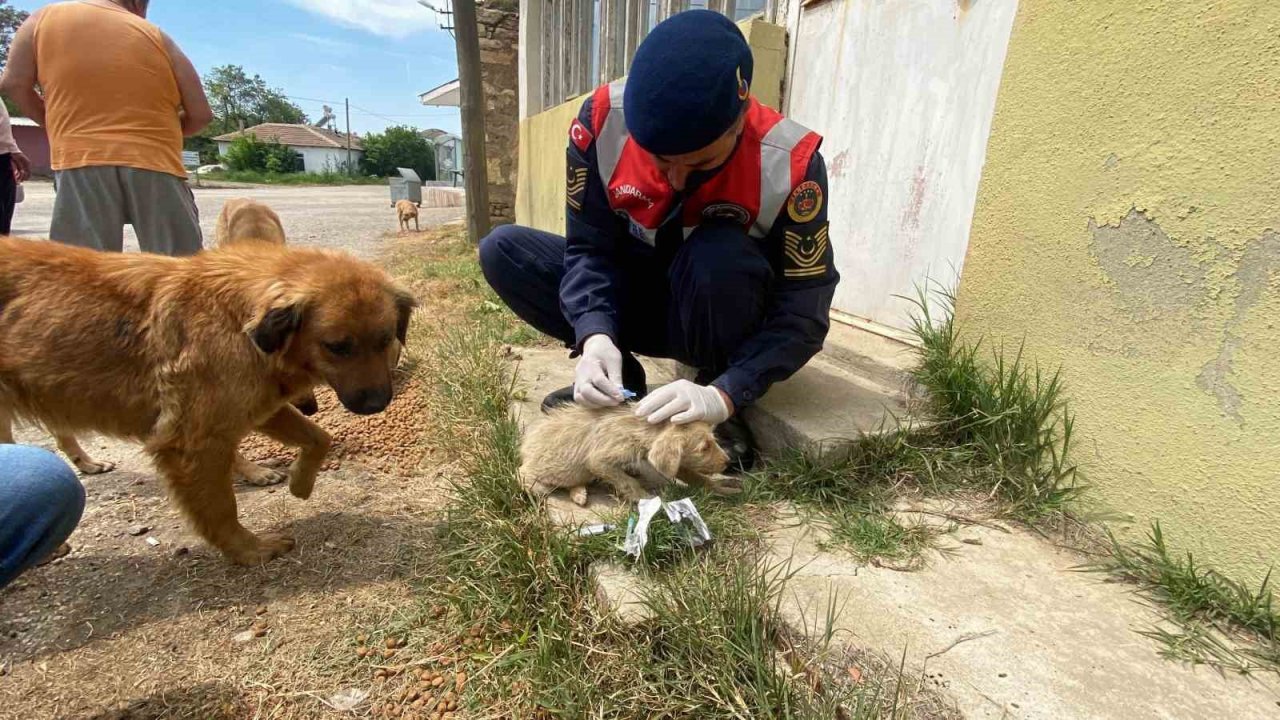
0, 0, 213, 255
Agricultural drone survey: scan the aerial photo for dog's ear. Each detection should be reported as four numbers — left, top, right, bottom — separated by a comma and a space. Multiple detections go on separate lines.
647, 426, 685, 479
391, 285, 418, 346
248, 284, 308, 354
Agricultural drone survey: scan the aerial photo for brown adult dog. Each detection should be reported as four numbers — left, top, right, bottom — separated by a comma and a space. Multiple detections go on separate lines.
520, 404, 731, 505
215, 196, 287, 246
214, 197, 322, 487
0, 237, 416, 564
396, 199, 419, 232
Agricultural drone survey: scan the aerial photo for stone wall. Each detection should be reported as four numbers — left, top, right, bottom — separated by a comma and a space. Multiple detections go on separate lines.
476, 0, 519, 226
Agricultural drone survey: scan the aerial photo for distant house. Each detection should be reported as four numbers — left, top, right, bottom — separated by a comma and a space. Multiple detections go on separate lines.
213, 123, 364, 174
11, 117, 51, 177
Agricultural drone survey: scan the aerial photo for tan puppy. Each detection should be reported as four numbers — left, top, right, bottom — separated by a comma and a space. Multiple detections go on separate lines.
396, 199, 419, 232
0, 237, 416, 565
214, 198, 323, 487
520, 404, 730, 505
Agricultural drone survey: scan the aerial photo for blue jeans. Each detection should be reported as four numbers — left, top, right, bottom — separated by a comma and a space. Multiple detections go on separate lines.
0, 445, 84, 589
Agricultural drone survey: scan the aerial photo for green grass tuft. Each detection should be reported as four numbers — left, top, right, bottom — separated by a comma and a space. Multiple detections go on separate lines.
1091, 522, 1279, 674
906, 283, 1082, 518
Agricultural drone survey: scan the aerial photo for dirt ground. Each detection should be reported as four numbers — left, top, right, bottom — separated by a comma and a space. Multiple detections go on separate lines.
0, 187, 463, 719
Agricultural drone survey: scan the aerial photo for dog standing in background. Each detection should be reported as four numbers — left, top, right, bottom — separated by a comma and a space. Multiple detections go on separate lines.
396, 199, 419, 233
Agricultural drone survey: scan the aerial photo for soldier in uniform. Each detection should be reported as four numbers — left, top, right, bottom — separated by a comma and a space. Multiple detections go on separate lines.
480, 10, 838, 471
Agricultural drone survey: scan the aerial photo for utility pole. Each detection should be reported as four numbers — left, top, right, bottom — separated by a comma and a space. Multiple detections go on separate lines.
345, 98, 353, 175
425, 0, 490, 243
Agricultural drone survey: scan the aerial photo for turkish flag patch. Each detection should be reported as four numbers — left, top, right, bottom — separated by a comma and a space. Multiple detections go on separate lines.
569, 118, 593, 153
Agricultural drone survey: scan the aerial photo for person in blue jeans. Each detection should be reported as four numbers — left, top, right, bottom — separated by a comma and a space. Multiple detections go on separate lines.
0, 445, 85, 589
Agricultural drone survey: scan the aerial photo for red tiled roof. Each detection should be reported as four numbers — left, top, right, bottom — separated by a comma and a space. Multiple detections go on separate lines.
212, 123, 363, 151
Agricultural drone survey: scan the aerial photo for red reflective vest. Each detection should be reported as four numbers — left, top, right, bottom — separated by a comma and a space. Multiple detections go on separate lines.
586, 79, 822, 245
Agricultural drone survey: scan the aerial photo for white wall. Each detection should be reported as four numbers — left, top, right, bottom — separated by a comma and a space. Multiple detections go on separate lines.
785, 0, 1019, 332
297, 146, 361, 174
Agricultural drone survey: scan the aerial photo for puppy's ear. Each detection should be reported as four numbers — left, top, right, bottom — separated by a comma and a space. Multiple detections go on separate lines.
391, 285, 418, 346
647, 426, 685, 479
248, 284, 308, 354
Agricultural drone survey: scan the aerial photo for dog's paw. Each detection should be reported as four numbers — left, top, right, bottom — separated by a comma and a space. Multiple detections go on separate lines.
569, 486, 589, 506
76, 459, 116, 475
238, 465, 288, 487
230, 533, 296, 565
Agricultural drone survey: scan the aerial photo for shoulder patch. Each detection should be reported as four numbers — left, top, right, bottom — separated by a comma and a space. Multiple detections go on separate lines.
566, 156, 589, 212
786, 180, 823, 223
569, 118, 593, 153
783, 222, 830, 279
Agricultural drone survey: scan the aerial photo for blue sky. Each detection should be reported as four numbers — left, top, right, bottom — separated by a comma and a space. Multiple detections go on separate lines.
11, 0, 462, 135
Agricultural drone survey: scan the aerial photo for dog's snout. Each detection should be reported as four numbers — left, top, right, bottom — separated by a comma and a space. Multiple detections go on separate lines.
340, 386, 392, 415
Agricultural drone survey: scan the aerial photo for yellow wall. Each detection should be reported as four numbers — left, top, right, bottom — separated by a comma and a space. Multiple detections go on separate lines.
515, 18, 788, 233
959, 0, 1280, 581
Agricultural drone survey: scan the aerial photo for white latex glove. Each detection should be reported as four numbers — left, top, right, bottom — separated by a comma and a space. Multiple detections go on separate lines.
634, 379, 731, 425
573, 333, 624, 407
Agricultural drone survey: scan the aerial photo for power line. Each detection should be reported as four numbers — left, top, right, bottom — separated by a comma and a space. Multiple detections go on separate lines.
282, 94, 458, 123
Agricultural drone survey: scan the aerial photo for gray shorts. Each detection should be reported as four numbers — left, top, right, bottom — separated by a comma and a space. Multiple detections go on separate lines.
50, 166, 203, 256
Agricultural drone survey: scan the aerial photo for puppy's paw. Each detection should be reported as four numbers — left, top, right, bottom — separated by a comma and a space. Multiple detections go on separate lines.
569, 486, 589, 506
76, 459, 116, 475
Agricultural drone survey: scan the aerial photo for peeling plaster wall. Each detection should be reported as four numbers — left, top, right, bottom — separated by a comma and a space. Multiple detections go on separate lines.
958, 0, 1280, 581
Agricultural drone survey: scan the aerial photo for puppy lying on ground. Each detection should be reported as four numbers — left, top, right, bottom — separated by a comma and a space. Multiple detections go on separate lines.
520, 404, 731, 505
0, 237, 416, 564
215, 198, 322, 487
396, 199, 419, 232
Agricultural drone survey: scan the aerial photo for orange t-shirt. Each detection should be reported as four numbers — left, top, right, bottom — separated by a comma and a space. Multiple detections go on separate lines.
35, 1, 186, 178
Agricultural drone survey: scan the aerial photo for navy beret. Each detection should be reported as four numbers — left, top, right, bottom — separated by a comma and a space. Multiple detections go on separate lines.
624, 10, 753, 156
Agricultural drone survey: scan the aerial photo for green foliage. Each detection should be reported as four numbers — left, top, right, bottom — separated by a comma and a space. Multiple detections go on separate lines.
202, 64, 307, 137
907, 284, 1082, 517
360, 125, 436, 181
1092, 523, 1279, 674
221, 134, 299, 173
0, 0, 28, 75
202, 168, 383, 186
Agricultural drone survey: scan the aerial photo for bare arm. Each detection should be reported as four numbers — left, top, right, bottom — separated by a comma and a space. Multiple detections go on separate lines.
162, 32, 212, 137
0, 11, 46, 126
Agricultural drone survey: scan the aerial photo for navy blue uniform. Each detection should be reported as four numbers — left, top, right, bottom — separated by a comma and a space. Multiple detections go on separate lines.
480, 95, 838, 409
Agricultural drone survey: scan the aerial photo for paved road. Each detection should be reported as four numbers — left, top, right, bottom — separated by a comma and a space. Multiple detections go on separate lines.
12, 180, 464, 258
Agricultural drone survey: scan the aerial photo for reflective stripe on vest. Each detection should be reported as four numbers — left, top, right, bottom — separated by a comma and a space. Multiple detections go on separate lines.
590, 80, 820, 246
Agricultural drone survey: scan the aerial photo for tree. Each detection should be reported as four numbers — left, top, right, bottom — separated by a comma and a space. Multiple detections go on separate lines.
360, 126, 436, 182
0, 0, 27, 73
203, 64, 307, 137
0, 0, 29, 116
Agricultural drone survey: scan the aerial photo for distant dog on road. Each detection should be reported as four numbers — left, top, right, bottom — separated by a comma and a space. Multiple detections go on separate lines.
396, 199, 419, 233
0, 236, 416, 565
